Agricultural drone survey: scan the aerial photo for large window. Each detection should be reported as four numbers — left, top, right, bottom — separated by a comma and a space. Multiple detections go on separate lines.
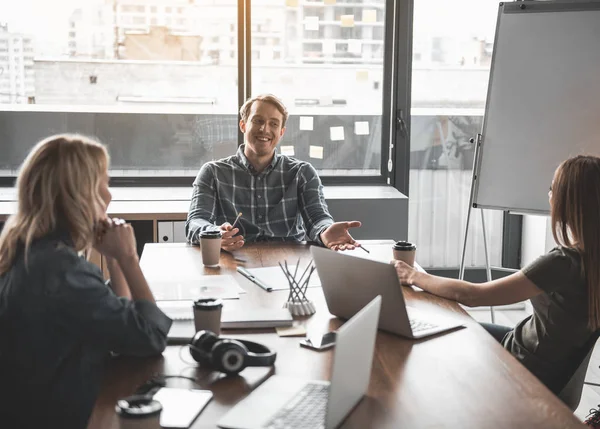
0, 0, 389, 182
409, 0, 503, 268
251, 0, 386, 177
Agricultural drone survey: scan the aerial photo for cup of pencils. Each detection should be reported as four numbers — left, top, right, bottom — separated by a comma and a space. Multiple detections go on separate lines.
279, 259, 316, 317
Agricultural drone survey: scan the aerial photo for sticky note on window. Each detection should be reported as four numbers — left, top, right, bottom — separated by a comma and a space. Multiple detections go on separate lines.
299, 116, 314, 131
356, 70, 369, 82
319, 96, 333, 106
286, 0, 298, 7
305, 16, 319, 31
322, 40, 335, 55
324, 0, 336, 4
362, 9, 377, 23
341, 15, 355, 27
330, 126, 344, 141
310, 145, 324, 159
355, 121, 369, 135
348, 39, 362, 55
280, 145, 295, 156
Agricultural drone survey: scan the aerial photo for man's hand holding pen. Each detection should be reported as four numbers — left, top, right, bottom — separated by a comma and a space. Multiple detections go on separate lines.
219, 212, 245, 251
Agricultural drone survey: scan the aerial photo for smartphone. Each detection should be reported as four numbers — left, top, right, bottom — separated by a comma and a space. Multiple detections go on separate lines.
299, 332, 336, 351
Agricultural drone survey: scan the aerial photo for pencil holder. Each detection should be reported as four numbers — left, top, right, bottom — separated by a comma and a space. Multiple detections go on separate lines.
279, 259, 317, 317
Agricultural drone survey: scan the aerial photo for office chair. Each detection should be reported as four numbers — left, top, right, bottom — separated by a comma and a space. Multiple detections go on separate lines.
558, 332, 600, 411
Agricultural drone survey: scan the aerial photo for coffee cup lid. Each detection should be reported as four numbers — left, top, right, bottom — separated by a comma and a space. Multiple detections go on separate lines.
194, 298, 223, 310
200, 230, 222, 239
115, 395, 162, 419
393, 241, 416, 250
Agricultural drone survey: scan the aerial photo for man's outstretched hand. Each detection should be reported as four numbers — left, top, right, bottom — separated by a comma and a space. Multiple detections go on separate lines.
320, 221, 362, 251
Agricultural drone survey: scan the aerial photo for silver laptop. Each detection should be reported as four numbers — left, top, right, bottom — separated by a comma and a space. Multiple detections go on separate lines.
311, 246, 463, 339
217, 296, 381, 429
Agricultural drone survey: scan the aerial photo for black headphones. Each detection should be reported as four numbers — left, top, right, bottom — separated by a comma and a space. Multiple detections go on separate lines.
189, 330, 277, 375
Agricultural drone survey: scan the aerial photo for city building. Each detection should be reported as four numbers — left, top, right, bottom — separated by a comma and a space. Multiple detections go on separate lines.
0, 24, 35, 104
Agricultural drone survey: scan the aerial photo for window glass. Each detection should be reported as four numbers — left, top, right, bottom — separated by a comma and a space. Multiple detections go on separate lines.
410, 0, 503, 267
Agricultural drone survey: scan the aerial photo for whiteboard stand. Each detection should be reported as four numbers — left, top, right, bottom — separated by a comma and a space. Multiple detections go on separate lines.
459, 134, 495, 323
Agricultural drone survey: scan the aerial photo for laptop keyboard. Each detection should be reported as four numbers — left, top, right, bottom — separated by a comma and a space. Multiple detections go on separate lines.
264, 383, 329, 429
410, 317, 438, 333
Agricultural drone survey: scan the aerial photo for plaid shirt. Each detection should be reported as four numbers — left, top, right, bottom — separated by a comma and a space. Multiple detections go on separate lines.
186, 145, 334, 244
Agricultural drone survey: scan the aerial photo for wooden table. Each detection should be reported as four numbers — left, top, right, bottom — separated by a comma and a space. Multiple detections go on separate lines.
87, 241, 584, 429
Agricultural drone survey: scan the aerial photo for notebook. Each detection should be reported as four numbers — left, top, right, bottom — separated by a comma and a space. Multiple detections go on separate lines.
157, 301, 293, 329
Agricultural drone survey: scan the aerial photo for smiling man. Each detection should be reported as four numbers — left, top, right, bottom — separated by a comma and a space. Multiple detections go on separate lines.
186, 94, 362, 251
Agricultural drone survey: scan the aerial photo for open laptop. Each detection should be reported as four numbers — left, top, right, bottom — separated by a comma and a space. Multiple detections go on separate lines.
217, 296, 381, 429
311, 246, 463, 339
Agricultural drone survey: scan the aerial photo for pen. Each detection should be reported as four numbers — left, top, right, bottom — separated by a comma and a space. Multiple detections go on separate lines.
236, 266, 273, 292
359, 245, 370, 254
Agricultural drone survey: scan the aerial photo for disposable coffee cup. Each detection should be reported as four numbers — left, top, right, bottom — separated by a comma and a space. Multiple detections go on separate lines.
115, 395, 162, 429
392, 241, 417, 267
193, 298, 223, 335
200, 230, 222, 267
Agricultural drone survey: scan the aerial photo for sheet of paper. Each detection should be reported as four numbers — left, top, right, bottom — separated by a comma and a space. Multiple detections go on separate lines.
356, 69, 369, 82
341, 15, 355, 27
362, 9, 377, 23
244, 265, 321, 291
355, 121, 370, 135
299, 116, 314, 131
348, 39, 362, 55
280, 145, 295, 156
330, 126, 345, 141
304, 16, 319, 31
324, 0, 336, 4
309, 145, 324, 159
149, 275, 243, 300
285, 0, 298, 7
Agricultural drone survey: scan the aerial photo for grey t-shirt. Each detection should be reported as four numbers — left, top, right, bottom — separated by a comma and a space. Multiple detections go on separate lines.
503, 246, 594, 393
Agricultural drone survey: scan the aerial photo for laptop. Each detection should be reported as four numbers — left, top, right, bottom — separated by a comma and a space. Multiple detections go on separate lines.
311, 246, 463, 339
217, 296, 381, 429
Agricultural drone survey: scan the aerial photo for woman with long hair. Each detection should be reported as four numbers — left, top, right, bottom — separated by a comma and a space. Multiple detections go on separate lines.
0, 134, 171, 427
395, 155, 600, 396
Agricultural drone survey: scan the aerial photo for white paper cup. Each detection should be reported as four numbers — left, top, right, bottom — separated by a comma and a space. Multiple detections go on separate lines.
200, 230, 222, 267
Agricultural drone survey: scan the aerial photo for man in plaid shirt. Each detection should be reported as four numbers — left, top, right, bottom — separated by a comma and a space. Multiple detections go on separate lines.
185, 94, 363, 252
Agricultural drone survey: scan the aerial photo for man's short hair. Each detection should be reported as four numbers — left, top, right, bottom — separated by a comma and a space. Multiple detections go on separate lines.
239, 94, 289, 127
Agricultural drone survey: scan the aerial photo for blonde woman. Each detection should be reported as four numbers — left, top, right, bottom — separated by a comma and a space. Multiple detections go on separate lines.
395, 155, 600, 399
0, 134, 171, 428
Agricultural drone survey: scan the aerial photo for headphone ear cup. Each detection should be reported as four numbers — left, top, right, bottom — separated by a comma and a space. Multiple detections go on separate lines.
211, 339, 249, 375
190, 330, 219, 365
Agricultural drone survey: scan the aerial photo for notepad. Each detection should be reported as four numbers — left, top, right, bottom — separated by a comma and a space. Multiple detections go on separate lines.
157, 301, 293, 329
153, 387, 212, 428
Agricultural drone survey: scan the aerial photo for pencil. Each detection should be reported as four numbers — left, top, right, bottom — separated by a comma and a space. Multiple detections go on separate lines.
231, 212, 242, 228
359, 245, 370, 254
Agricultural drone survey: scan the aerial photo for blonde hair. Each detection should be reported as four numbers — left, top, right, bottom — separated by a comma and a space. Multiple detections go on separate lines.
0, 134, 109, 274
551, 155, 600, 330
239, 94, 289, 127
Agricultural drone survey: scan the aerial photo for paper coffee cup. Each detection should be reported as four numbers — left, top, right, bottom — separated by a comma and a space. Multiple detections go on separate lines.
200, 230, 222, 267
193, 298, 223, 335
115, 395, 162, 429
392, 241, 416, 267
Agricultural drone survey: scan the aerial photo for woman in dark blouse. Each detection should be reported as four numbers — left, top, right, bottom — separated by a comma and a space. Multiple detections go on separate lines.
394, 155, 600, 397
0, 134, 172, 428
